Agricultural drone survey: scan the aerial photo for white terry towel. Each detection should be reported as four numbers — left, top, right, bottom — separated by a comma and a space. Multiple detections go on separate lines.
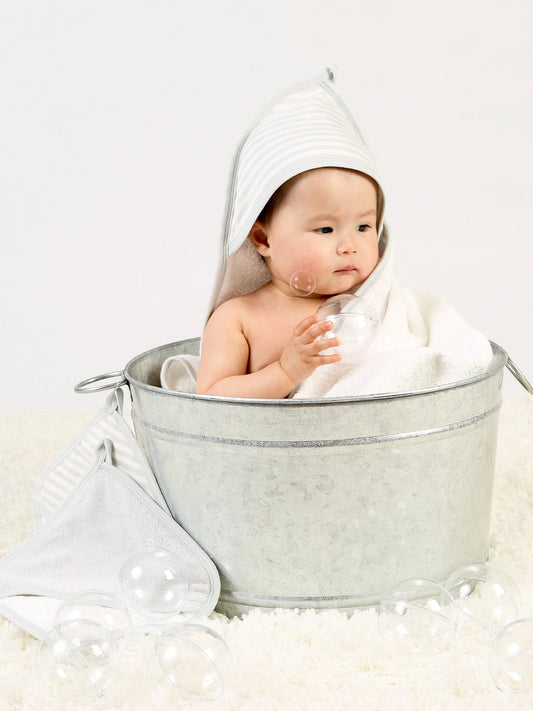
162, 71, 493, 397
293, 235, 494, 398
0, 394, 220, 640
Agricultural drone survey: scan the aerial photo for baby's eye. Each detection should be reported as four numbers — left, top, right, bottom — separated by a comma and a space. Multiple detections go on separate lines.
315, 226, 333, 235
356, 224, 371, 233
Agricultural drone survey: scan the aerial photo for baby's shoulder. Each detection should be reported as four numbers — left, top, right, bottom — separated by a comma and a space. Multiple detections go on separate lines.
207, 293, 258, 328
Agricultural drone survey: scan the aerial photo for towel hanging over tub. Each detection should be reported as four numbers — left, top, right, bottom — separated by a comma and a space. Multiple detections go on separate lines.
0, 391, 220, 640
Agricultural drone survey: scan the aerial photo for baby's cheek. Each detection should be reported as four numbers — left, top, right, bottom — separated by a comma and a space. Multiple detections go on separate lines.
366, 243, 380, 272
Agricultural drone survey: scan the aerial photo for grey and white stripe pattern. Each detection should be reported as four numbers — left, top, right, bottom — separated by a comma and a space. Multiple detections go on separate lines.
33, 395, 168, 527
225, 76, 385, 257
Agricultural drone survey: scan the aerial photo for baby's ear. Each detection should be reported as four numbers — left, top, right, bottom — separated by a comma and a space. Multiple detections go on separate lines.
249, 221, 270, 256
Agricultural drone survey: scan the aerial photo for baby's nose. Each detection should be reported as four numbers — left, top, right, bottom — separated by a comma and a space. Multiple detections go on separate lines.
336, 233, 358, 254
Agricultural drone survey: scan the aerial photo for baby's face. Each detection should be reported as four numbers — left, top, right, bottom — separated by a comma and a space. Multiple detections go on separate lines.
256, 168, 379, 297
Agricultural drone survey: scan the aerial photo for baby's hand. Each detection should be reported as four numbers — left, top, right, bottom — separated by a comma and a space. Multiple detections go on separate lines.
279, 314, 342, 386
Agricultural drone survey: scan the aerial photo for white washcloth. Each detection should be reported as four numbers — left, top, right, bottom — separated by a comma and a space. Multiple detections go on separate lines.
0, 395, 220, 640
160, 354, 199, 393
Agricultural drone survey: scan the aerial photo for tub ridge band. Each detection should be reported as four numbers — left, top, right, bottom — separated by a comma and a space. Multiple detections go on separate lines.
218, 589, 398, 610
132, 401, 501, 449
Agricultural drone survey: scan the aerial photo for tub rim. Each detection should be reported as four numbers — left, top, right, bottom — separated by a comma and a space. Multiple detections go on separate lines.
123, 337, 509, 406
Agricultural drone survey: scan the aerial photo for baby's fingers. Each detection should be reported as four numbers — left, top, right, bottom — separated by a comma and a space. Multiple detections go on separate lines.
311, 334, 340, 355
293, 314, 320, 337
315, 351, 343, 365
297, 318, 335, 345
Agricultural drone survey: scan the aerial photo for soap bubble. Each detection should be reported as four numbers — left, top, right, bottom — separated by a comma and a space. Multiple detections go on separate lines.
54, 591, 131, 650
289, 270, 317, 296
119, 546, 191, 620
378, 578, 457, 655
153, 624, 232, 700
444, 562, 521, 634
489, 618, 533, 693
316, 294, 381, 362
36, 620, 117, 701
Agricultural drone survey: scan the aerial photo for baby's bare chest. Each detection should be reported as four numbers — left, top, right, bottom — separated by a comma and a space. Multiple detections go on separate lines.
244, 301, 320, 373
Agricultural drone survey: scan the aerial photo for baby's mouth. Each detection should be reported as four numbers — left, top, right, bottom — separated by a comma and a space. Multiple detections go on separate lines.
335, 266, 356, 273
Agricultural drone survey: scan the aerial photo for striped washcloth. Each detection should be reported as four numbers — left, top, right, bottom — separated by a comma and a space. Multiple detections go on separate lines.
32, 389, 169, 527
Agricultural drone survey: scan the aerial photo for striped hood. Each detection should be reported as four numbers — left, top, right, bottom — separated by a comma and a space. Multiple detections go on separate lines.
208, 72, 390, 315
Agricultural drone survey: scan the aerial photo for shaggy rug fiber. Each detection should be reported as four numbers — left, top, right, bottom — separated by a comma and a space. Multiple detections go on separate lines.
0, 396, 532, 710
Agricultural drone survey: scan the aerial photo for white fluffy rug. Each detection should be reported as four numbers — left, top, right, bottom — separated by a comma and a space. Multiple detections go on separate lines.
1, 396, 532, 710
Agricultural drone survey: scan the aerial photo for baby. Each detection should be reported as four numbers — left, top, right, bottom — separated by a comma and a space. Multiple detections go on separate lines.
196, 167, 380, 397
184, 73, 492, 401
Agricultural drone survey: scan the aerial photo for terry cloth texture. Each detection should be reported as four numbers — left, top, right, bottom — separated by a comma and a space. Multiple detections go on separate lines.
0, 393, 220, 640
163, 71, 491, 397
293, 234, 494, 398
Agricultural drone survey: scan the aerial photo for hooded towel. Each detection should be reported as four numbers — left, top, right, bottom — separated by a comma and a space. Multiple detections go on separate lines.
162, 71, 493, 397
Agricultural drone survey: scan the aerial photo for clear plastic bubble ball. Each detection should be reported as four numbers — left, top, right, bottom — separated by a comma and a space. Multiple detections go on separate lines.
119, 546, 191, 619
489, 618, 533, 693
289, 270, 317, 296
36, 620, 117, 701
54, 591, 131, 649
154, 624, 232, 701
378, 578, 458, 655
316, 294, 381, 362
444, 562, 521, 634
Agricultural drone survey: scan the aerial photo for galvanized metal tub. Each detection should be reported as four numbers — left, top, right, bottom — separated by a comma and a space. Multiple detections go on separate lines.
109, 338, 526, 618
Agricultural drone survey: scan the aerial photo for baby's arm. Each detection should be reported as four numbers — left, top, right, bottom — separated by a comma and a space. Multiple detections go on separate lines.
196, 306, 341, 398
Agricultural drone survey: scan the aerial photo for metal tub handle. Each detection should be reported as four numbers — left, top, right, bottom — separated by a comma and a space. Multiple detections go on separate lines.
505, 356, 533, 395
74, 371, 127, 394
